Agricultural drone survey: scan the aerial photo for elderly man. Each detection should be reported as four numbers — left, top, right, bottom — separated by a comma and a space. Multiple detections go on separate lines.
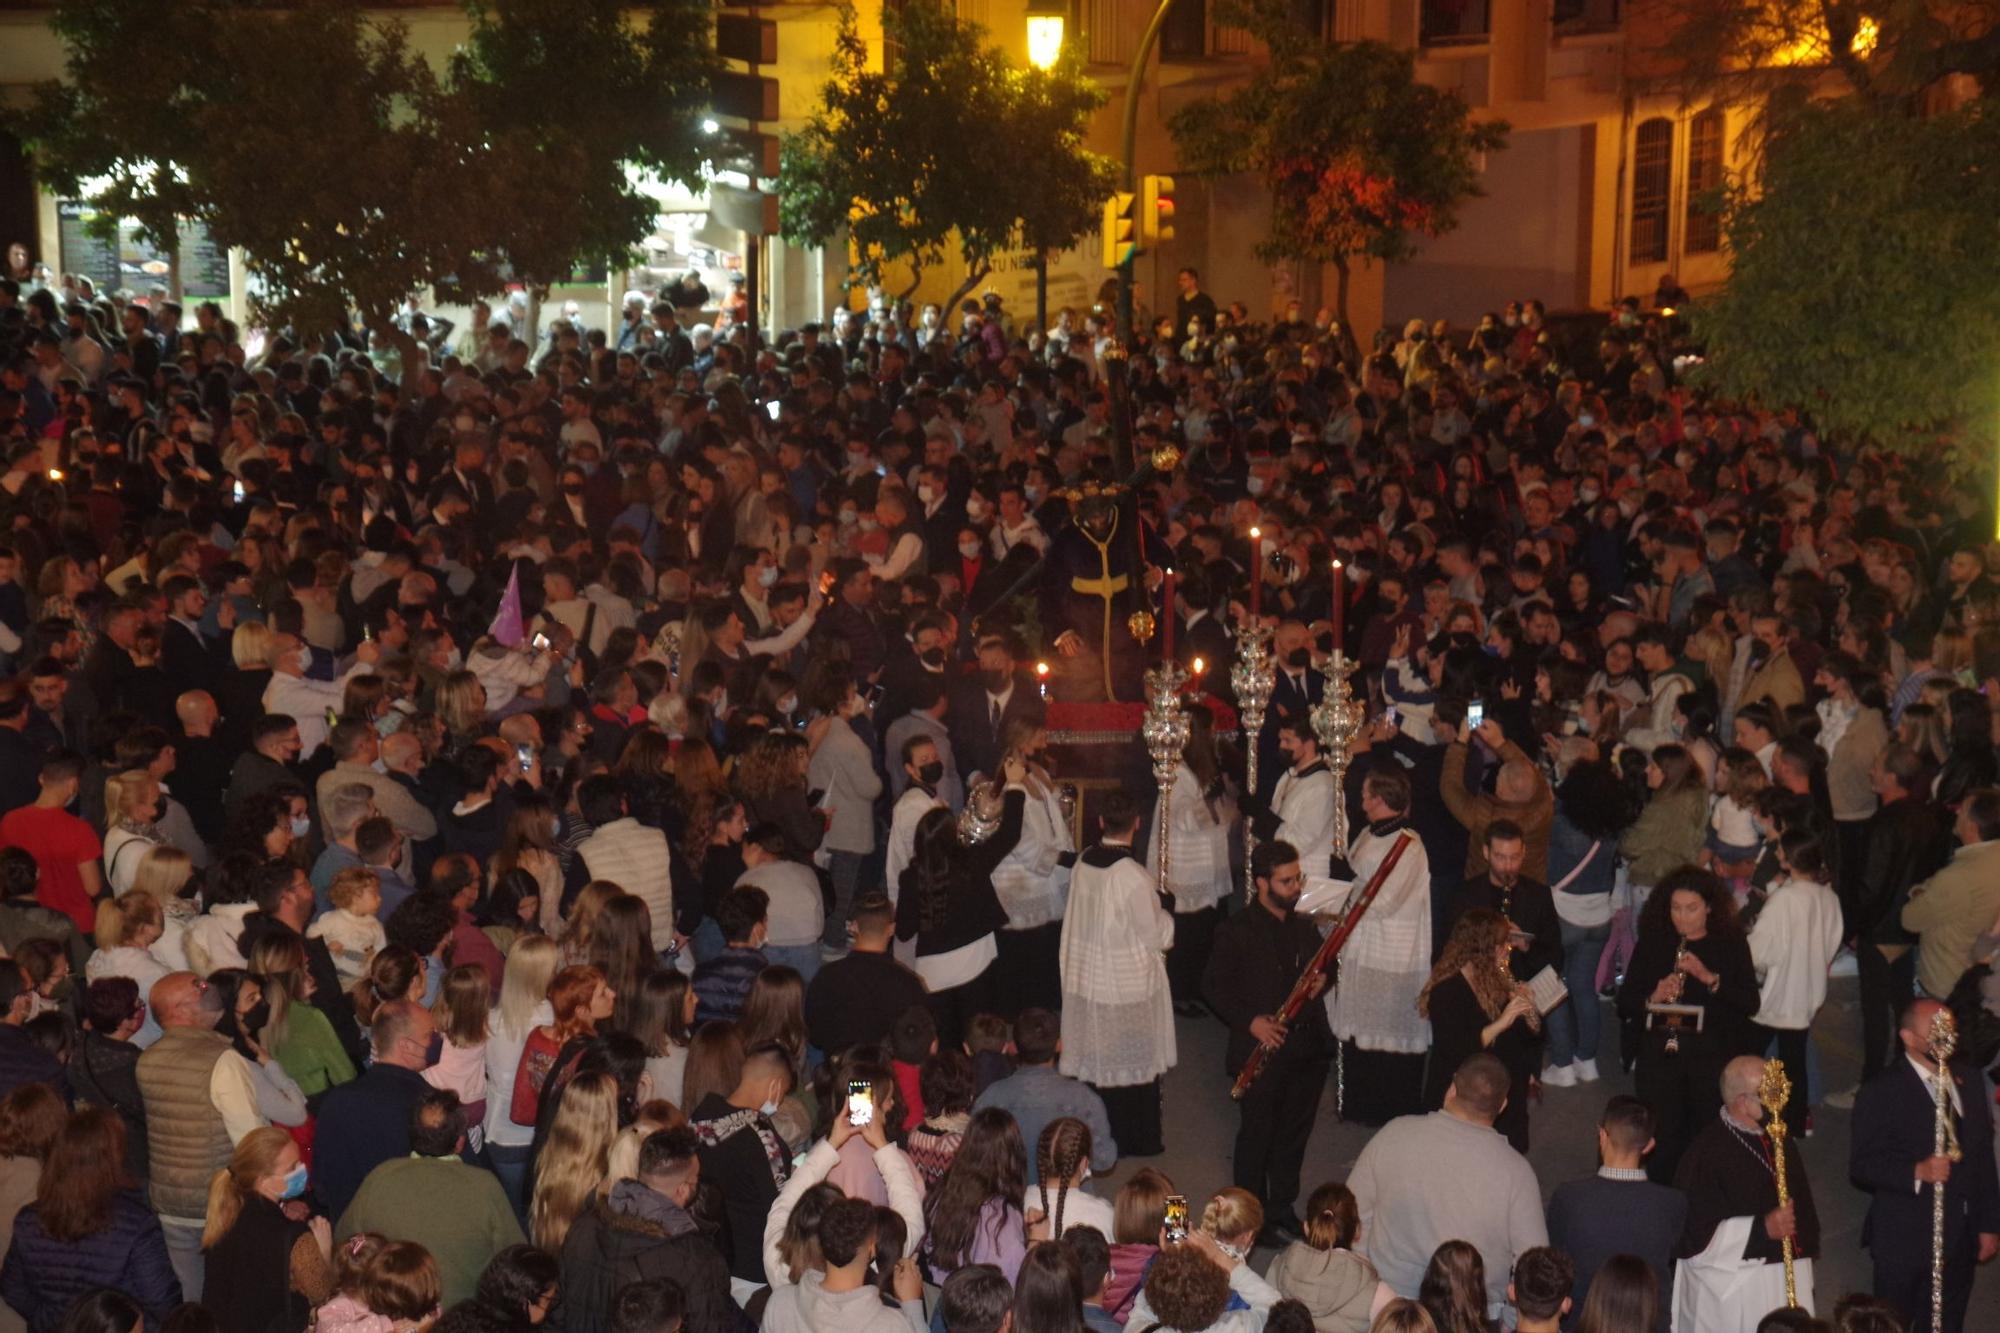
1440, 717, 1555, 881
263, 632, 377, 758
314, 719, 437, 862
309, 782, 377, 909
136, 972, 271, 1298
1671, 1054, 1820, 1331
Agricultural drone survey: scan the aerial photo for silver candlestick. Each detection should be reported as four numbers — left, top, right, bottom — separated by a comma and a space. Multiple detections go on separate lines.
1231, 624, 1276, 901
1142, 662, 1191, 891
1310, 651, 1365, 859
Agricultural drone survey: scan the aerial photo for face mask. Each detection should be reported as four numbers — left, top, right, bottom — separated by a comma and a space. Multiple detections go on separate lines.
919, 648, 946, 670
758, 565, 779, 588
561, 482, 584, 496
279, 1164, 309, 1200
838, 509, 858, 526
916, 484, 936, 504
1245, 475, 1266, 496
1287, 647, 1309, 668
1577, 413, 1597, 429
917, 760, 945, 786
444, 647, 464, 670
759, 1098, 780, 1117
959, 540, 982, 560
1579, 487, 1600, 504
982, 667, 1010, 693
778, 695, 797, 715
289, 816, 311, 838
1024, 485, 1044, 504
239, 1001, 271, 1036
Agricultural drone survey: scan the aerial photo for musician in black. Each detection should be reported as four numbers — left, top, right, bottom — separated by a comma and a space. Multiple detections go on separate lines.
1850, 997, 2000, 1333
1202, 838, 1329, 1247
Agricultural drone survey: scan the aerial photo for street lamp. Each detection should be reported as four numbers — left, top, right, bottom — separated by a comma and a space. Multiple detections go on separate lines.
1024, 0, 1068, 335
1025, 0, 1066, 70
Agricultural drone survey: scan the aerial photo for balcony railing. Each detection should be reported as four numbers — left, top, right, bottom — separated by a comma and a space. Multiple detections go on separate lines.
1553, 0, 1621, 33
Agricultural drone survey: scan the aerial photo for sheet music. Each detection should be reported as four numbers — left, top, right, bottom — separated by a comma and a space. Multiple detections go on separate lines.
1526, 965, 1568, 1015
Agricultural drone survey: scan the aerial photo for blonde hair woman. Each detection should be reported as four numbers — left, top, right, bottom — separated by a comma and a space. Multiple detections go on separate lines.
436, 671, 488, 745
201, 1125, 335, 1328
85, 892, 169, 1047
484, 934, 558, 1213
130, 847, 197, 971
101, 771, 165, 894
528, 1070, 619, 1251
232, 620, 275, 671
248, 933, 357, 1099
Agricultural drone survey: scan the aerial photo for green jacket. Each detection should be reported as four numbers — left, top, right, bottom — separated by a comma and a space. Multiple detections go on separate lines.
337, 1155, 525, 1307
1619, 786, 1708, 890
273, 1002, 357, 1098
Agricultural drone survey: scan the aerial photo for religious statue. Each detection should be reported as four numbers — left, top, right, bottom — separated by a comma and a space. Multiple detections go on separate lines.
1039, 483, 1168, 703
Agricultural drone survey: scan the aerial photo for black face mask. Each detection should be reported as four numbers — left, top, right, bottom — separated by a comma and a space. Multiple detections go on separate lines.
982, 668, 1010, 692
917, 760, 945, 786
561, 482, 585, 496
238, 1001, 270, 1038
1287, 648, 1310, 668
919, 648, 946, 669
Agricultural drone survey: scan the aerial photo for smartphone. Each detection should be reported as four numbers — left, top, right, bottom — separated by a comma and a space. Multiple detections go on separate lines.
846, 1079, 874, 1127
818, 569, 836, 597
1467, 701, 1485, 731
1383, 706, 1400, 728
1164, 1195, 1189, 1243
515, 742, 534, 773
764, 400, 782, 422
361, 622, 374, 643
865, 683, 885, 709
232, 479, 246, 503
531, 630, 551, 652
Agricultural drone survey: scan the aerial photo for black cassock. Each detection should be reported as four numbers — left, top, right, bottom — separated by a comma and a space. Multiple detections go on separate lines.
1675, 1113, 1820, 1265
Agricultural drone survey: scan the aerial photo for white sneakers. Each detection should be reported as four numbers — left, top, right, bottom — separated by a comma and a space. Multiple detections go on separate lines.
1541, 1058, 1599, 1088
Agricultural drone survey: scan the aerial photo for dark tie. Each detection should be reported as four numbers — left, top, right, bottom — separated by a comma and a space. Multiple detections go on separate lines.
990, 698, 1002, 735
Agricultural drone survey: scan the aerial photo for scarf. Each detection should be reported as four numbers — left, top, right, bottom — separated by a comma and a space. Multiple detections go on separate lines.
692, 1106, 791, 1191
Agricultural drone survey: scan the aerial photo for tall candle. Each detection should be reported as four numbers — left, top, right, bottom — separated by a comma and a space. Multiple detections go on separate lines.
1249, 527, 1262, 623
1331, 558, 1346, 653
1163, 567, 1176, 663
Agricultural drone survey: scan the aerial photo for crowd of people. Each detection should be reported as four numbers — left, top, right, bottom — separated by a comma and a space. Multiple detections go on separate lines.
0, 247, 1994, 1333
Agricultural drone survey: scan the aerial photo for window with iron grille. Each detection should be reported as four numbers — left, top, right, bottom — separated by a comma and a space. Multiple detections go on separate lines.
1631, 117, 1673, 266
1160, 0, 1209, 59
1684, 107, 1724, 255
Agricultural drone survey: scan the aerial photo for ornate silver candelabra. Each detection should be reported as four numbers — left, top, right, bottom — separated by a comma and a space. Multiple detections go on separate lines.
1231, 624, 1276, 901
1310, 651, 1365, 858
1142, 662, 1191, 891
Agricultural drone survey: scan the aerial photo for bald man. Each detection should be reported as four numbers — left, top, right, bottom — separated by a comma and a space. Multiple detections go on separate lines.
1671, 1054, 1820, 1331
136, 971, 271, 1297
1850, 998, 2000, 1333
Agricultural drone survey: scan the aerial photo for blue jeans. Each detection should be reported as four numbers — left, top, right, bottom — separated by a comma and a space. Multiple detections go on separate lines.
1546, 916, 1611, 1066
487, 1141, 534, 1231
764, 941, 822, 985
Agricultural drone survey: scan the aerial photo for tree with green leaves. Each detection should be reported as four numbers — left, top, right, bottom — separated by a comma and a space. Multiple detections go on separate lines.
1691, 97, 2000, 462
16, 0, 716, 370
1167, 4, 1505, 357
779, 0, 1116, 315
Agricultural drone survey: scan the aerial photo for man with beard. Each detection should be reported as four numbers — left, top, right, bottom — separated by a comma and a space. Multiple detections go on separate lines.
1203, 839, 1329, 1246
1447, 820, 1561, 986
1246, 713, 1337, 881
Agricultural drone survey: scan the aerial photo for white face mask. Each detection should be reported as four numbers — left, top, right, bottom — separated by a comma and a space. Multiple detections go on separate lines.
1246, 475, 1266, 496
916, 484, 936, 504
959, 541, 982, 560
758, 565, 779, 588
444, 647, 464, 670
289, 816, 311, 838
759, 1098, 780, 1117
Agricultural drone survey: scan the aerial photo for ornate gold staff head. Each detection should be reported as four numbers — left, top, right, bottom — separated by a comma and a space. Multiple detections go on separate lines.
1757, 1058, 1793, 1140
1926, 1006, 1959, 1067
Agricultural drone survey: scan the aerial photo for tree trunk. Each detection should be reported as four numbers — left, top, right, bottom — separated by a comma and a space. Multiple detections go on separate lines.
1332, 254, 1361, 370
897, 267, 925, 302
942, 264, 992, 325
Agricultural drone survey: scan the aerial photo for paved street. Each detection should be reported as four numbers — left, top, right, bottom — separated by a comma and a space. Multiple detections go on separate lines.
1097, 974, 2000, 1326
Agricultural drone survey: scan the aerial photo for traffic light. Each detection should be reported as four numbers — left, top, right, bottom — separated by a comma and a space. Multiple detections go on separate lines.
1101, 191, 1136, 269
1141, 173, 1176, 243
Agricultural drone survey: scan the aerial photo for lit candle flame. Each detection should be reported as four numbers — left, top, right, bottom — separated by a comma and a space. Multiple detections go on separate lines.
46, 469, 62, 482
1248, 526, 1261, 539
1192, 656, 1205, 674
1035, 662, 1050, 677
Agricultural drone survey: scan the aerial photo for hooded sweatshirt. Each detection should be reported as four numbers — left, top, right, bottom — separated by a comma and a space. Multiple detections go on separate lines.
758, 1269, 926, 1333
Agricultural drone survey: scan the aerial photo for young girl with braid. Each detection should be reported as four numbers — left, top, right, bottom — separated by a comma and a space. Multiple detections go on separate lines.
1035, 1117, 1115, 1242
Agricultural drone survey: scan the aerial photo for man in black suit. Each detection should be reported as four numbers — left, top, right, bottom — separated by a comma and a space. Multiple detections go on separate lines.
1850, 996, 2000, 1333
1844, 746, 1950, 1090
0, 686, 40, 818
160, 574, 228, 700
1258, 619, 1322, 792
1174, 567, 1234, 703
947, 631, 1046, 784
